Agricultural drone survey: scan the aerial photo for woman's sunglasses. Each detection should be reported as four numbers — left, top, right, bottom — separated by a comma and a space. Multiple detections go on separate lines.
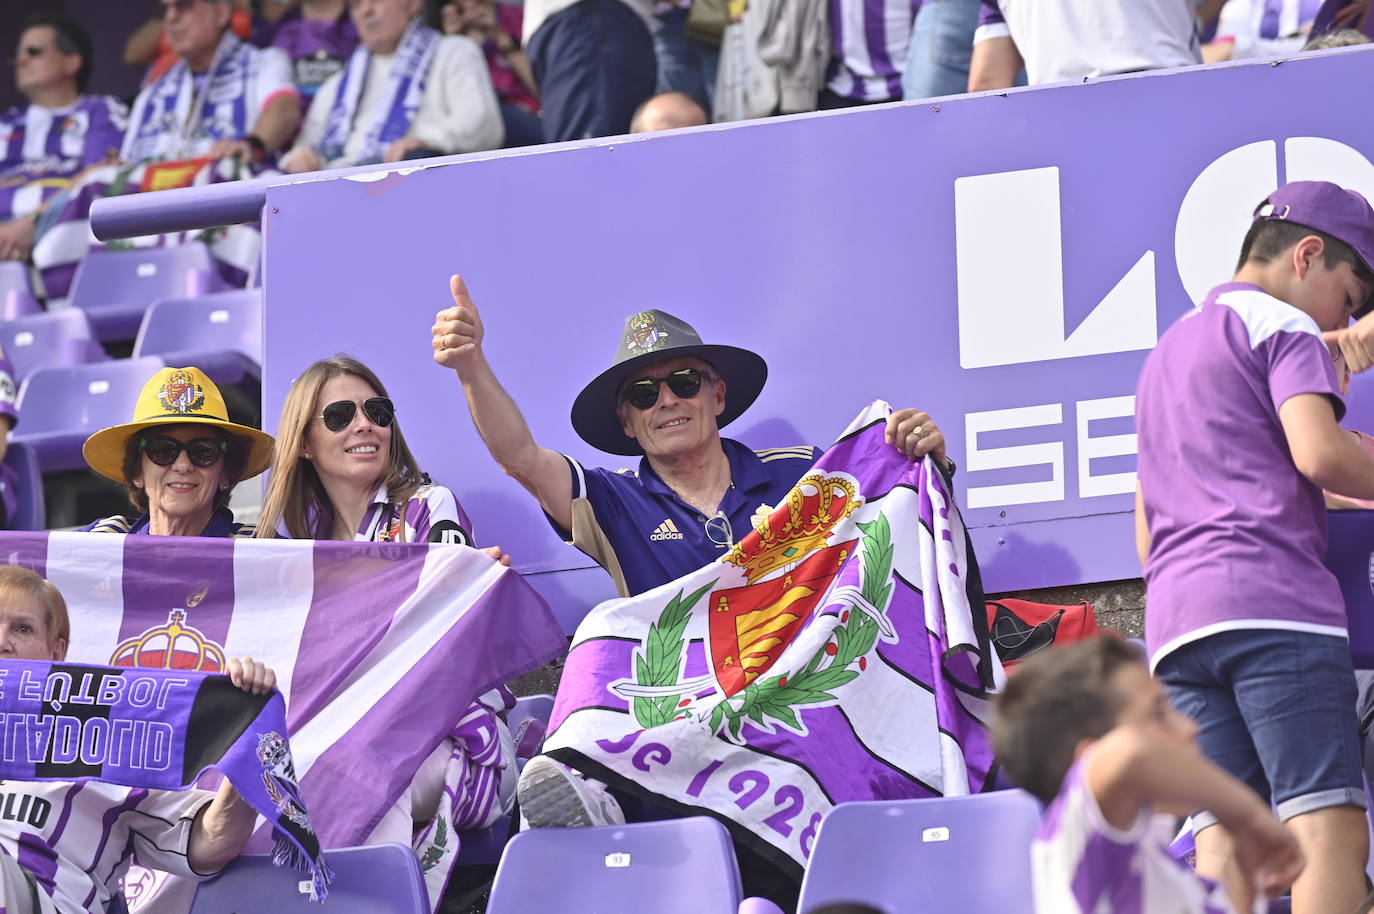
140, 435, 227, 468
314, 397, 395, 433
622, 368, 712, 411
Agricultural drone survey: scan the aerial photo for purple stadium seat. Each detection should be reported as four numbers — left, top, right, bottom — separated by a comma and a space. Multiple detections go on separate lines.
12, 356, 165, 473
3, 439, 44, 530
1, 309, 107, 382
0, 262, 40, 320
455, 693, 557, 866
66, 244, 225, 342
486, 817, 743, 914
797, 790, 1041, 913
189, 843, 427, 914
132, 289, 262, 388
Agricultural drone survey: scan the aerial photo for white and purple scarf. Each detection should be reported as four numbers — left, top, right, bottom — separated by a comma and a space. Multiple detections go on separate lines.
317, 17, 439, 165
123, 31, 254, 164
0, 660, 330, 897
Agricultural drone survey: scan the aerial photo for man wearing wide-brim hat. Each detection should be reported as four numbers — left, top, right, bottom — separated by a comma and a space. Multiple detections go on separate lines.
432, 277, 954, 891
433, 276, 952, 599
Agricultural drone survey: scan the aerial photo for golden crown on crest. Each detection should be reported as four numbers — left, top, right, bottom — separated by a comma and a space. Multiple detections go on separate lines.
109, 609, 226, 672
724, 474, 860, 582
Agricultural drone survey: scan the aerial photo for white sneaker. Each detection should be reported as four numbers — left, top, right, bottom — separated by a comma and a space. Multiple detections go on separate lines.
517, 755, 625, 828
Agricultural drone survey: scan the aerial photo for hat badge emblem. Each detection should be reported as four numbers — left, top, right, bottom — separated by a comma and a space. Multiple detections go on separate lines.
625, 312, 667, 354
156, 370, 206, 414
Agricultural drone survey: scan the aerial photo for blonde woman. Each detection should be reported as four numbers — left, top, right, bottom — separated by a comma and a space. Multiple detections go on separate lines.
256, 354, 515, 852
257, 354, 506, 552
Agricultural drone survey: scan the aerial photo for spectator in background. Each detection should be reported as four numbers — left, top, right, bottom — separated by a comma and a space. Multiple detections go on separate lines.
1302, 24, 1372, 46
123, 0, 257, 87
0, 14, 127, 264
121, 0, 300, 165
524, 0, 656, 141
1206, 0, 1323, 61
629, 90, 706, 131
902, 0, 980, 100
282, 0, 501, 173
437, 0, 542, 147
968, 0, 1217, 91
650, 0, 721, 115
270, 0, 360, 102
820, 0, 917, 108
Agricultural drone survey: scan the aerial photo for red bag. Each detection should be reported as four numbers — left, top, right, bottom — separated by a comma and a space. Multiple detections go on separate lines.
985, 598, 1099, 669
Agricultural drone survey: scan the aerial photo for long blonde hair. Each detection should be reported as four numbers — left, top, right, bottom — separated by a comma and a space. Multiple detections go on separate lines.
256, 355, 427, 539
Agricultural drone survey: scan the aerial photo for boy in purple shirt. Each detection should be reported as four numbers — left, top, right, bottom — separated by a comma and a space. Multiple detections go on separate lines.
992, 636, 1302, 914
1136, 180, 1374, 914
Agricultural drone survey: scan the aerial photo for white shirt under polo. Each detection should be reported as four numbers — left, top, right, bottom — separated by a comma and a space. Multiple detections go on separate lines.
974, 0, 1203, 86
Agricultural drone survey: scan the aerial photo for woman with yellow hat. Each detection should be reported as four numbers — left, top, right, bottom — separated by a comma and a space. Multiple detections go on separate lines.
81, 366, 275, 537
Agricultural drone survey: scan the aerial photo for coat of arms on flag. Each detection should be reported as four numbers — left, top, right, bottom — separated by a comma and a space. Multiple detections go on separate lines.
543, 402, 1003, 876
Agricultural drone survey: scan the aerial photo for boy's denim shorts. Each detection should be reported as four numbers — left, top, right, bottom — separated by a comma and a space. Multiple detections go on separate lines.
1154, 628, 1366, 831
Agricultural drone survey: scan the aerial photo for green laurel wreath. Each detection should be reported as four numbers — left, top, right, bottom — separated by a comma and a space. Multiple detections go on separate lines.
418, 815, 448, 871
707, 515, 895, 740
632, 579, 715, 729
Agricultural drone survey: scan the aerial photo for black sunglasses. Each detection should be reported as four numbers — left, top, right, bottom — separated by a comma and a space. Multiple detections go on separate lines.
140, 435, 227, 468
314, 397, 395, 433
622, 368, 713, 411
10, 45, 48, 64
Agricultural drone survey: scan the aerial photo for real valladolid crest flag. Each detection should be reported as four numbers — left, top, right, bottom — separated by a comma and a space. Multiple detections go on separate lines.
544, 402, 1004, 875
0, 534, 565, 910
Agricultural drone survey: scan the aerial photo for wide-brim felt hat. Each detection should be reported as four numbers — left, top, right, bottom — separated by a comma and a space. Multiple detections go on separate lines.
572, 310, 768, 456
83, 366, 276, 483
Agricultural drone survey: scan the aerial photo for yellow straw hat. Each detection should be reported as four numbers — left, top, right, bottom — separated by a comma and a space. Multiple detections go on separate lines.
82, 366, 275, 483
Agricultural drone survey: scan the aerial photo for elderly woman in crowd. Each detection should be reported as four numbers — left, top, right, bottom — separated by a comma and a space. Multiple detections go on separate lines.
82, 366, 273, 537
255, 353, 515, 846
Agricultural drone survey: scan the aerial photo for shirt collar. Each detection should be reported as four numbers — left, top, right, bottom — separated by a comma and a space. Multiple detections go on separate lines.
636, 438, 770, 497
130, 506, 237, 536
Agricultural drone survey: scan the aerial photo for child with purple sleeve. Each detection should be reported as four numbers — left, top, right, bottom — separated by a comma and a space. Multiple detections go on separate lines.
992, 636, 1302, 914
1136, 180, 1374, 914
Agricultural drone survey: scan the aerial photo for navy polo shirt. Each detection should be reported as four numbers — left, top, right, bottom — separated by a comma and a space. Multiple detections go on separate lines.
550, 438, 821, 597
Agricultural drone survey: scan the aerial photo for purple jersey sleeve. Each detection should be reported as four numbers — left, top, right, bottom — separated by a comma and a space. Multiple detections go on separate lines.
1262, 329, 1345, 421
978, 0, 1004, 28
81, 96, 129, 167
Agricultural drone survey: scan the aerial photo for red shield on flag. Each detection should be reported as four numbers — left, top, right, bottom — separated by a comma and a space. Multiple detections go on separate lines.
708, 538, 857, 697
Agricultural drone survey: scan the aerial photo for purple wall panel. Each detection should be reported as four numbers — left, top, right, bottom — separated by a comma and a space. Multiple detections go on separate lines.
260, 46, 1374, 623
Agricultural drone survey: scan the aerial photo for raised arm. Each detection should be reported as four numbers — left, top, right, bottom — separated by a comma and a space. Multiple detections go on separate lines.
1087, 723, 1303, 899
432, 275, 575, 533
187, 657, 276, 873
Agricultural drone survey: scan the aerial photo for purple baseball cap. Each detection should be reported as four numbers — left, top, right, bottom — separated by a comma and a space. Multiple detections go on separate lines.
1254, 180, 1374, 316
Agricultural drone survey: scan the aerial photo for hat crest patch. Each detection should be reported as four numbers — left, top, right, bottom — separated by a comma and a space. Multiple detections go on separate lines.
156, 370, 206, 415
625, 312, 668, 354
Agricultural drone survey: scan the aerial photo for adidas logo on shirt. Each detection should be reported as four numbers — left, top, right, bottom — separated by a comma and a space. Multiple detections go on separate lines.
650, 519, 685, 541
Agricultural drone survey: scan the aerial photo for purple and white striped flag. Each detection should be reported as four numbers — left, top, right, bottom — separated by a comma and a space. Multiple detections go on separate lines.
543, 402, 1004, 876
0, 532, 565, 904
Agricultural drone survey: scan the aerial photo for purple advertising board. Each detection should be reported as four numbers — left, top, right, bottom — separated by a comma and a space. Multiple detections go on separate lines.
98, 46, 1374, 630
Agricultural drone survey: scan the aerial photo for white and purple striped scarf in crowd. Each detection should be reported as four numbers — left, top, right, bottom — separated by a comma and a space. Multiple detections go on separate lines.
0, 531, 566, 907
122, 31, 254, 164
317, 17, 439, 165
0, 96, 127, 221
0, 661, 330, 898
544, 402, 1002, 878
